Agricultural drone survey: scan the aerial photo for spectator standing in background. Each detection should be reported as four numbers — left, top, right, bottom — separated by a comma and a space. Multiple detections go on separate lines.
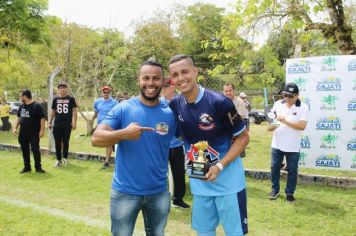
223, 84, 250, 157
239, 92, 251, 131
161, 78, 190, 209
0, 99, 11, 131
13, 90, 46, 173
223, 83, 246, 121
48, 82, 77, 167
267, 83, 308, 203
92, 85, 118, 169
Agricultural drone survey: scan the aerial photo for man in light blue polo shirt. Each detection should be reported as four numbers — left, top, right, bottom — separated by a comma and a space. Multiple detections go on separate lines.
92, 60, 176, 236
92, 85, 118, 169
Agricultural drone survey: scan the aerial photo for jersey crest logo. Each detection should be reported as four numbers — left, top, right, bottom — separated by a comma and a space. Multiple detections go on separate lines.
155, 122, 169, 135
198, 113, 215, 130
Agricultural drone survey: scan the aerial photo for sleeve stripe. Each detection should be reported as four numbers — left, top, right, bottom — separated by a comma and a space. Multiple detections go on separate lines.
232, 126, 246, 137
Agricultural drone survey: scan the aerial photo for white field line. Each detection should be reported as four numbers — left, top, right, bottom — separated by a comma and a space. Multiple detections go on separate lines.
0, 195, 109, 229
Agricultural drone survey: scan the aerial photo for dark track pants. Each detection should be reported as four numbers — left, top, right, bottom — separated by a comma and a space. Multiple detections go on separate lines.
53, 126, 72, 160
18, 134, 42, 170
1, 116, 11, 131
168, 146, 186, 201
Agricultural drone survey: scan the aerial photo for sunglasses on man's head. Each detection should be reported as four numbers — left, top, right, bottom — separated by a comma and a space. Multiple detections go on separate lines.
283, 94, 295, 99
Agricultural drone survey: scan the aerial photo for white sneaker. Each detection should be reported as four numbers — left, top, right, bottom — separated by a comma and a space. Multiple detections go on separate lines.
53, 160, 62, 167
63, 158, 69, 166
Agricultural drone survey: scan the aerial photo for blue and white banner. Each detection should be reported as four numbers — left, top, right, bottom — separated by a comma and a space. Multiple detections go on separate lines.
286, 55, 356, 171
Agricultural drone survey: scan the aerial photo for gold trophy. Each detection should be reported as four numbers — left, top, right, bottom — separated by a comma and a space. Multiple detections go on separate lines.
190, 141, 210, 179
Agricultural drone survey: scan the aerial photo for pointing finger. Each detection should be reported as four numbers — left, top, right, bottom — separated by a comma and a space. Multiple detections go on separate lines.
140, 127, 155, 132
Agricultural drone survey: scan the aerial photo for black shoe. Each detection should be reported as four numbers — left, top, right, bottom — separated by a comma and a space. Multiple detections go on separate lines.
101, 162, 110, 169
172, 200, 190, 209
20, 168, 31, 174
36, 169, 46, 173
286, 194, 295, 203
268, 191, 279, 200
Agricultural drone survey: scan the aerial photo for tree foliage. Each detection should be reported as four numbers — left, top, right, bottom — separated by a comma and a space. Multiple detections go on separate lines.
131, 18, 180, 65
0, 0, 354, 115
0, 0, 48, 44
178, 3, 224, 69
233, 0, 355, 54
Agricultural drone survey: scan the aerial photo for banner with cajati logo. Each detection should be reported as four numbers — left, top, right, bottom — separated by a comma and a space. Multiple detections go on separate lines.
287, 55, 356, 171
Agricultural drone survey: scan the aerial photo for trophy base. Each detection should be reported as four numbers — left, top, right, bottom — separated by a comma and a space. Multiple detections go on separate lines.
190, 161, 209, 179
189, 174, 208, 179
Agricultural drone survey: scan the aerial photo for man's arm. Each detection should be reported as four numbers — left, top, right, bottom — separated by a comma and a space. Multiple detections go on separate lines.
277, 117, 307, 130
48, 109, 56, 129
205, 129, 249, 181
12, 117, 20, 135
221, 129, 249, 166
39, 118, 45, 138
268, 125, 278, 131
92, 122, 154, 147
72, 107, 77, 130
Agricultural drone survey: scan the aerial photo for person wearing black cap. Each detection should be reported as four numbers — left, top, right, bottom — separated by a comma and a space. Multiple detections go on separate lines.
267, 82, 308, 203
48, 82, 78, 167
92, 85, 118, 169
13, 90, 46, 173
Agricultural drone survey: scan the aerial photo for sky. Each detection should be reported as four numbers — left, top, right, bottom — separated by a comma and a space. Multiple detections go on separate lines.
46, 0, 237, 36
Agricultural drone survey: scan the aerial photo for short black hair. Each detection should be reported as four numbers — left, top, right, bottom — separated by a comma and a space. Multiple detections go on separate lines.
168, 54, 195, 66
139, 60, 164, 77
223, 83, 235, 90
21, 90, 32, 99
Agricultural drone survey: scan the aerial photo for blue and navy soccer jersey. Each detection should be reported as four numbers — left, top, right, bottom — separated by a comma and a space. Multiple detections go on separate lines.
169, 86, 246, 196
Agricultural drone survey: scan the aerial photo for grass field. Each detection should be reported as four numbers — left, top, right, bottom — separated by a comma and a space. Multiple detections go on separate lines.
0, 151, 355, 235
1, 115, 355, 178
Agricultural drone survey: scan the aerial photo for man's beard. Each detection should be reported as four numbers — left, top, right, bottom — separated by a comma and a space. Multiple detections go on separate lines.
140, 86, 162, 101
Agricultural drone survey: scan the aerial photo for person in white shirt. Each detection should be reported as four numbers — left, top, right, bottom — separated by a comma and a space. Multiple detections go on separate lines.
239, 92, 251, 129
267, 83, 308, 203
223, 83, 245, 117
223, 84, 249, 157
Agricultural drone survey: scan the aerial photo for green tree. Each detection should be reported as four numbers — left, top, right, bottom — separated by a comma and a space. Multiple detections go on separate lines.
131, 18, 180, 65
178, 3, 224, 70
48, 23, 135, 134
0, 0, 48, 44
233, 0, 355, 54
266, 30, 295, 65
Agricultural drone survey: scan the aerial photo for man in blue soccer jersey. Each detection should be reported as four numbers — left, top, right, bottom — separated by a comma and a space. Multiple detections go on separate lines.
168, 54, 250, 236
92, 60, 176, 236
92, 85, 118, 169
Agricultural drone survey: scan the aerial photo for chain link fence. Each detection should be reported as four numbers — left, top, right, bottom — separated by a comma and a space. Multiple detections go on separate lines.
104, 75, 282, 138
8, 73, 282, 143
